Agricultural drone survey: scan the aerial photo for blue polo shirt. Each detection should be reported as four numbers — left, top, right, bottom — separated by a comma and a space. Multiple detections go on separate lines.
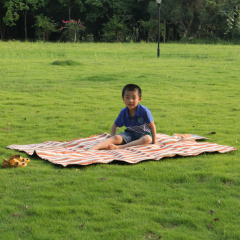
115, 104, 154, 134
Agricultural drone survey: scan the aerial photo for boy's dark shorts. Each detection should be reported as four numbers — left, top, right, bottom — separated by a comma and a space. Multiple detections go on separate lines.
118, 130, 152, 144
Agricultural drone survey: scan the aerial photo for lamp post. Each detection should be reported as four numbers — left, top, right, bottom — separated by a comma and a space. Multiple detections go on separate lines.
156, 0, 162, 57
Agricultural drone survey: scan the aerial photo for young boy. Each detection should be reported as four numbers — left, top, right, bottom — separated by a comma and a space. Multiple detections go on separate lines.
90, 84, 156, 150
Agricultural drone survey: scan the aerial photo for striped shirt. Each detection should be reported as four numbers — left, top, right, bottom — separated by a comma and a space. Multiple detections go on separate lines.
115, 104, 154, 134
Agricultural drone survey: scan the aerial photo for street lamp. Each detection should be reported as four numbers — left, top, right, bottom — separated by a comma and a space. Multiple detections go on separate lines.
156, 0, 162, 57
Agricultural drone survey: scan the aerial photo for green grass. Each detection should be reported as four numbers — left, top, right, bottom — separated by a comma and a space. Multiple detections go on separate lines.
0, 41, 239, 239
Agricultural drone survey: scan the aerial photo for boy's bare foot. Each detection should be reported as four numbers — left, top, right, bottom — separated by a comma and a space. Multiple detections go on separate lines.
108, 144, 120, 150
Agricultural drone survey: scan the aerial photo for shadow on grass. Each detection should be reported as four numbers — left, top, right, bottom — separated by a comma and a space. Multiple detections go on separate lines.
51, 60, 83, 66
84, 74, 119, 82
29, 150, 236, 170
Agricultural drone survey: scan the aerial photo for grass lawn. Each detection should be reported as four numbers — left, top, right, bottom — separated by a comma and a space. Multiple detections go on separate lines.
0, 41, 239, 239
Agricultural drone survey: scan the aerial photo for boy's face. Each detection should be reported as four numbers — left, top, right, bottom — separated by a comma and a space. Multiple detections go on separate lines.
123, 90, 142, 110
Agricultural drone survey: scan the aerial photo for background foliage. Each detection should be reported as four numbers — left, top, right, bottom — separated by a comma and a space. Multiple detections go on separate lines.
0, 0, 239, 42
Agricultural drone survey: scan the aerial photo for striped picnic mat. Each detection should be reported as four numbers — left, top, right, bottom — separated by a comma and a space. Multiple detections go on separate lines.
7, 133, 236, 166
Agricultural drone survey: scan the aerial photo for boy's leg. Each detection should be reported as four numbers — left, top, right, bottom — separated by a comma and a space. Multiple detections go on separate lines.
108, 135, 152, 150
89, 135, 124, 150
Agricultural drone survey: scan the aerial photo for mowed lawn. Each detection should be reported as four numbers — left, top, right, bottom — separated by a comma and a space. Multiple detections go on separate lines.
0, 41, 239, 240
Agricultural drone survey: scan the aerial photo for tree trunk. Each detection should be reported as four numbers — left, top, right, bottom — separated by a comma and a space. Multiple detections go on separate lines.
84, 29, 87, 41
182, 18, 193, 38
0, 18, 4, 40
147, 30, 151, 43
24, 11, 27, 40
163, 19, 166, 43
74, 32, 76, 43
116, 32, 119, 42
195, 23, 202, 38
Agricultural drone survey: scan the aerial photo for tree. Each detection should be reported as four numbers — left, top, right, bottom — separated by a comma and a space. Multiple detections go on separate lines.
34, 14, 58, 41
84, 0, 114, 41
83, 0, 151, 41
4, 0, 45, 40
167, 0, 207, 38
102, 15, 129, 42
219, 0, 240, 39
0, 0, 8, 39
160, 0, 221, 40
138, 1, 165, 43
58, 0, 84, 21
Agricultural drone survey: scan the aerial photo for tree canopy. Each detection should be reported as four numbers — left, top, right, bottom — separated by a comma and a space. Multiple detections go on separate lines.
0, 0, 239, 42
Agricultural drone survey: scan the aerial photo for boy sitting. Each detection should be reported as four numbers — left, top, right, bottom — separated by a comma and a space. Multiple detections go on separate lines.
90, 84, 156, 150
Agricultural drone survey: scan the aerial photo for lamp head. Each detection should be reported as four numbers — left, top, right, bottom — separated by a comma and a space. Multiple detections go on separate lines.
156, 0, 162, 3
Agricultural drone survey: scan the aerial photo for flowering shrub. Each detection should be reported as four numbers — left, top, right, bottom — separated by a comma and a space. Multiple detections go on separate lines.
60, 19, 85, 43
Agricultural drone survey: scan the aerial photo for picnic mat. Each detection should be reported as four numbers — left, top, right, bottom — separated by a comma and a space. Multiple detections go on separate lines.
7, 133, 236, 167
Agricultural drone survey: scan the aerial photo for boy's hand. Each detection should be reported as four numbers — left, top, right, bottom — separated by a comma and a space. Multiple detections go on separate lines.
111, 123, 118, 137
148, 121, 157, 144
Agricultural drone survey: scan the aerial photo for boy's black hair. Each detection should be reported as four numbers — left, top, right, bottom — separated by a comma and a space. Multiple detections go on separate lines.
122, 84, 142, 98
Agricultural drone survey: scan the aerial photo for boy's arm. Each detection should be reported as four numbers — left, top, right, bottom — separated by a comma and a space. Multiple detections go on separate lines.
111, 123, 118, 137
148, 121, 157, 144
